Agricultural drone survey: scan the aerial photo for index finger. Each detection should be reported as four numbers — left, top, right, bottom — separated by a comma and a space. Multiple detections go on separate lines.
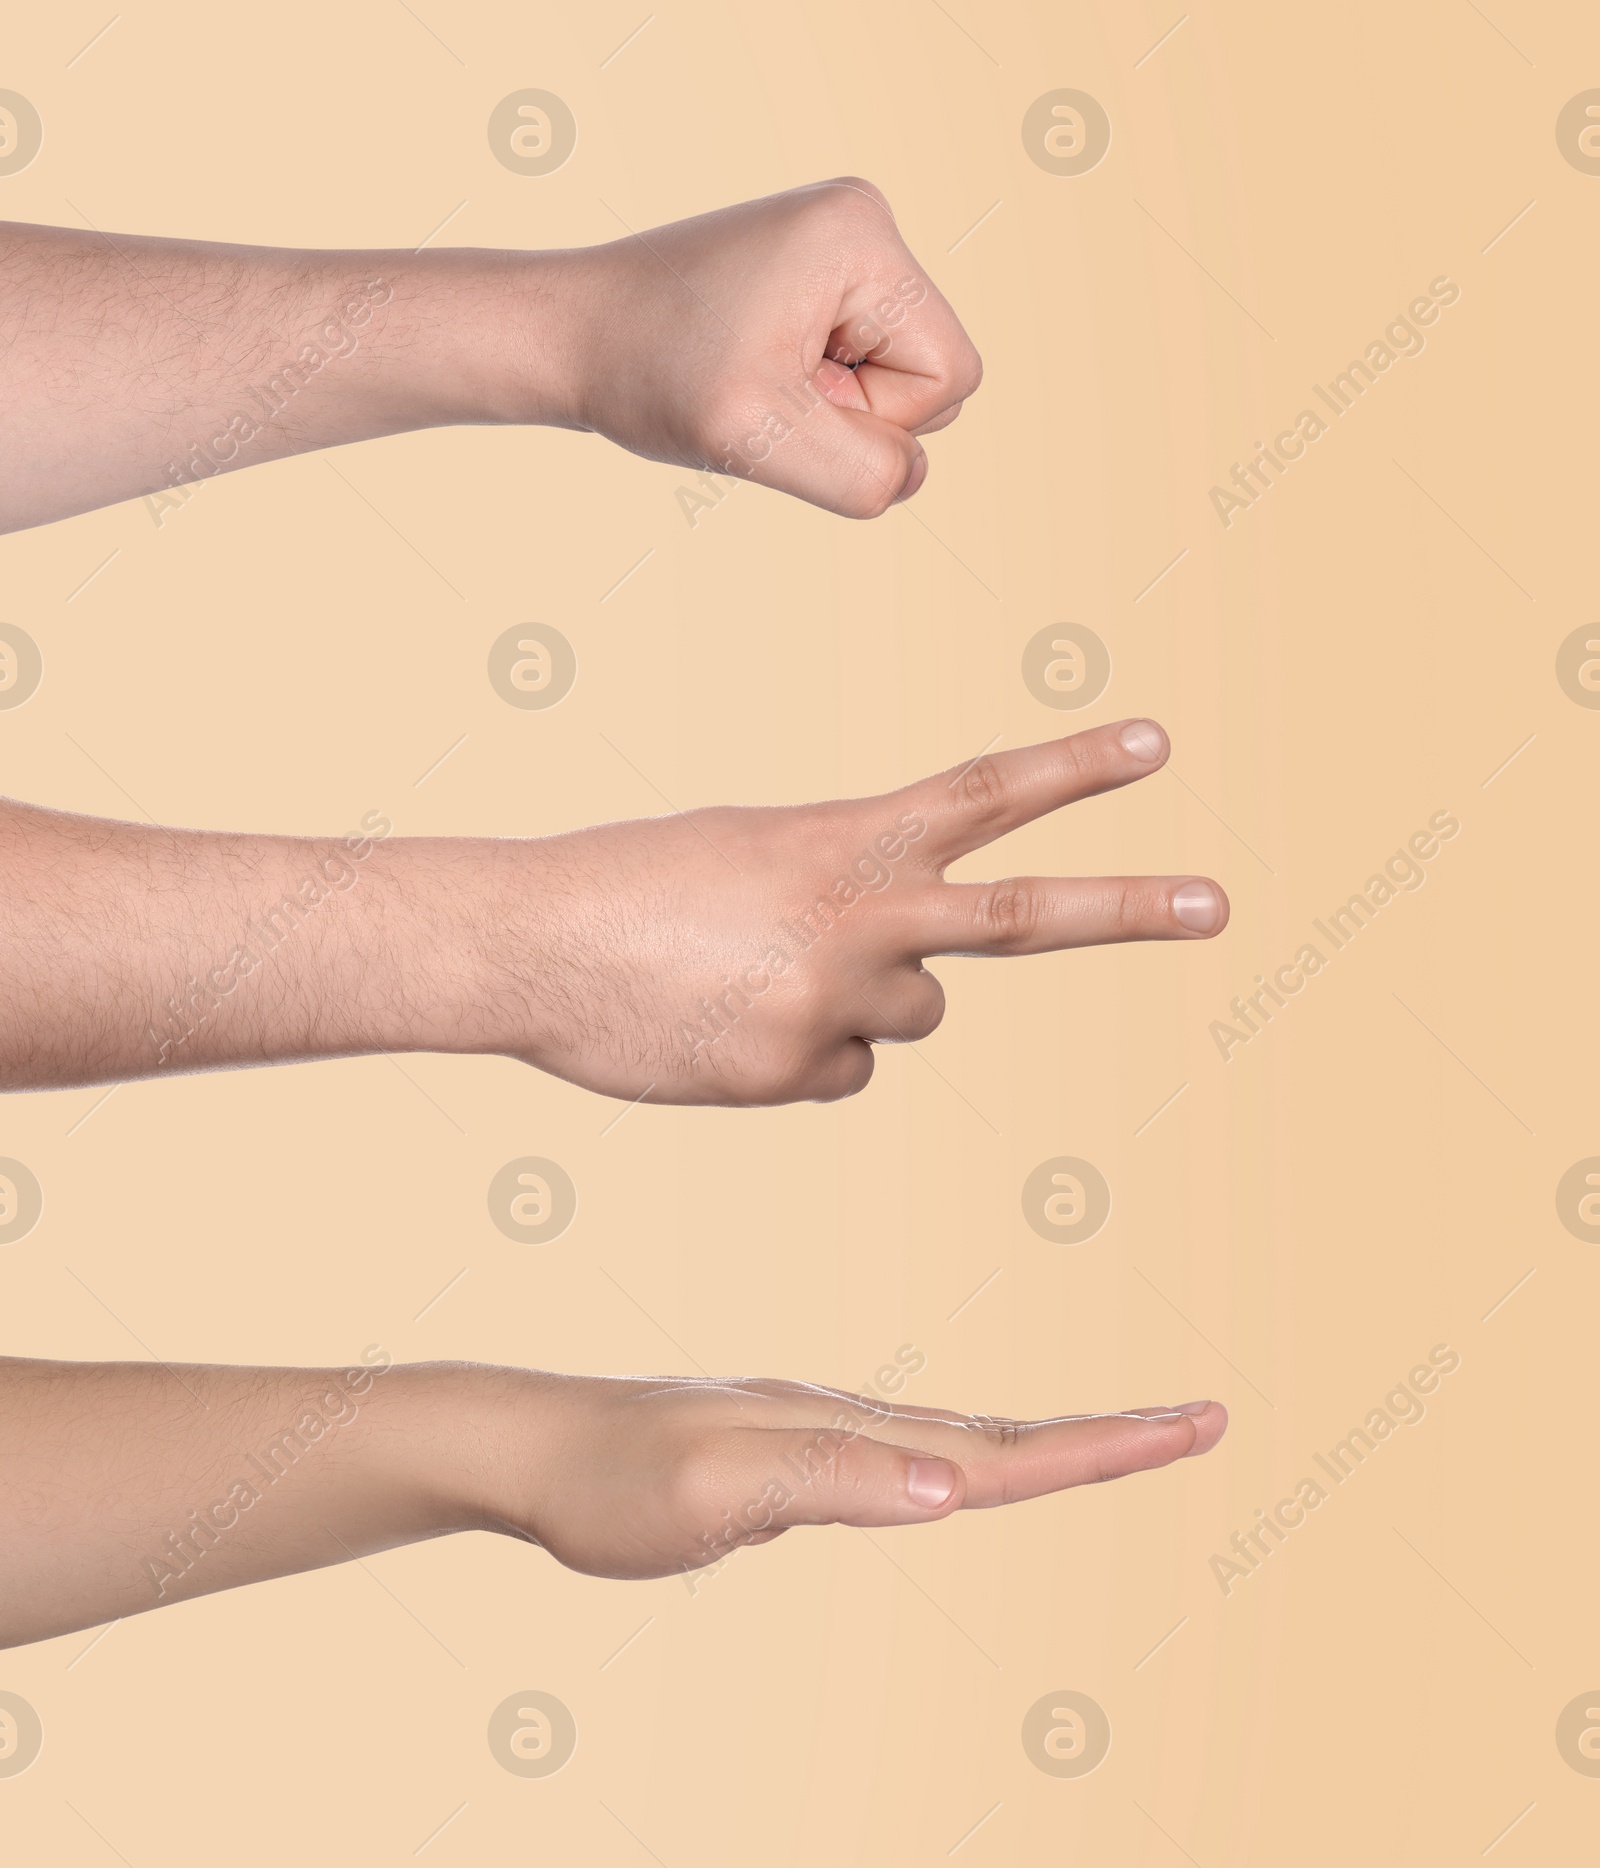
896, 718, 1174, 868
814, 181, 983, 431
833, 273, 981, 433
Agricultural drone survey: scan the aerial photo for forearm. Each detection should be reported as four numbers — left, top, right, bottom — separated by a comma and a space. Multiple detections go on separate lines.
0, 1352, 1230, 1649
0, 222, 589, 531
0, 1355, 508, 1648
0, 797, 511, 1088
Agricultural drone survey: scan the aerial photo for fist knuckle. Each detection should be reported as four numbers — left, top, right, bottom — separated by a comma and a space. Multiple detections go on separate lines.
837, 472, 896, 521
826, 174, 890, 217
827, 1046, 876, 1102
764, 1031, 847, 1105
846, 437, 910, 518
800, 1042, 874, 1103
904, 977, 946, 1040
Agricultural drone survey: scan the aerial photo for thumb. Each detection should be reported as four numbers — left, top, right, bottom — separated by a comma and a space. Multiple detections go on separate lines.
744, 1425, 966, 1530
764, 376, 928, 519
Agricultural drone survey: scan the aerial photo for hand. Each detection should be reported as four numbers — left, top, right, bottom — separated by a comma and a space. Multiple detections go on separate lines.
562, 178, 982, 517
478, 1370, 1229, 1581
477, 716, 1230, 1105
0, 1357, 1227, 1648
0, 181, 975, 532
0, 720, 1224, 1098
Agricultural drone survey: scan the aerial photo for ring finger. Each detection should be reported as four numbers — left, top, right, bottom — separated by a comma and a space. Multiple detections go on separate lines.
850, 966, 946, 1042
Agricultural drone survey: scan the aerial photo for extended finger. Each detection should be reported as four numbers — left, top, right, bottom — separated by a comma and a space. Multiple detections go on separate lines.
919, 874, 1229, 958
745, 1401, 1227, 1530
897, 719, 1174, 867
728, 1384, 1228, 1469
863, 1402, 1229, 1506
745, 1425, 967, 1529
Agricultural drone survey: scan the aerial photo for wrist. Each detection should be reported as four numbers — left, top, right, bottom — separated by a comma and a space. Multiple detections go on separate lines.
439, 1364, 559, 1540
417, 834, 559, 1062
394, 247, 598, 431
359, 1362, 516, 1535
338, 833, 557, 1063
335, 833, 499, 1057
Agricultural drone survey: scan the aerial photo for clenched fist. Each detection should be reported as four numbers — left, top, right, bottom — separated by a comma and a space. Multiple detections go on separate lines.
561, 177, 981, 516
1, 179, 977, 531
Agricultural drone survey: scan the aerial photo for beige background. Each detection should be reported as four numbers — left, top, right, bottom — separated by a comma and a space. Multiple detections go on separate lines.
3, 1, 1597, 1860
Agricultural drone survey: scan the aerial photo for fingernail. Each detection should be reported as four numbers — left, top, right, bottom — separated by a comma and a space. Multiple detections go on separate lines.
1176, 1398, 1211, 1415
906, 1457, 957, 1508
1172, 881, 1222, 932
815, 357, 854, 391
893, 446, 928, 503
1118, 719, 1166, 761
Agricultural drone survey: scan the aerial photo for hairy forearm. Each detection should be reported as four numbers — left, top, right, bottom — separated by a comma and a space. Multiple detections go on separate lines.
0, 1356, 511, 1647
0, 221, 588, 531
0, 797, 516, 1088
